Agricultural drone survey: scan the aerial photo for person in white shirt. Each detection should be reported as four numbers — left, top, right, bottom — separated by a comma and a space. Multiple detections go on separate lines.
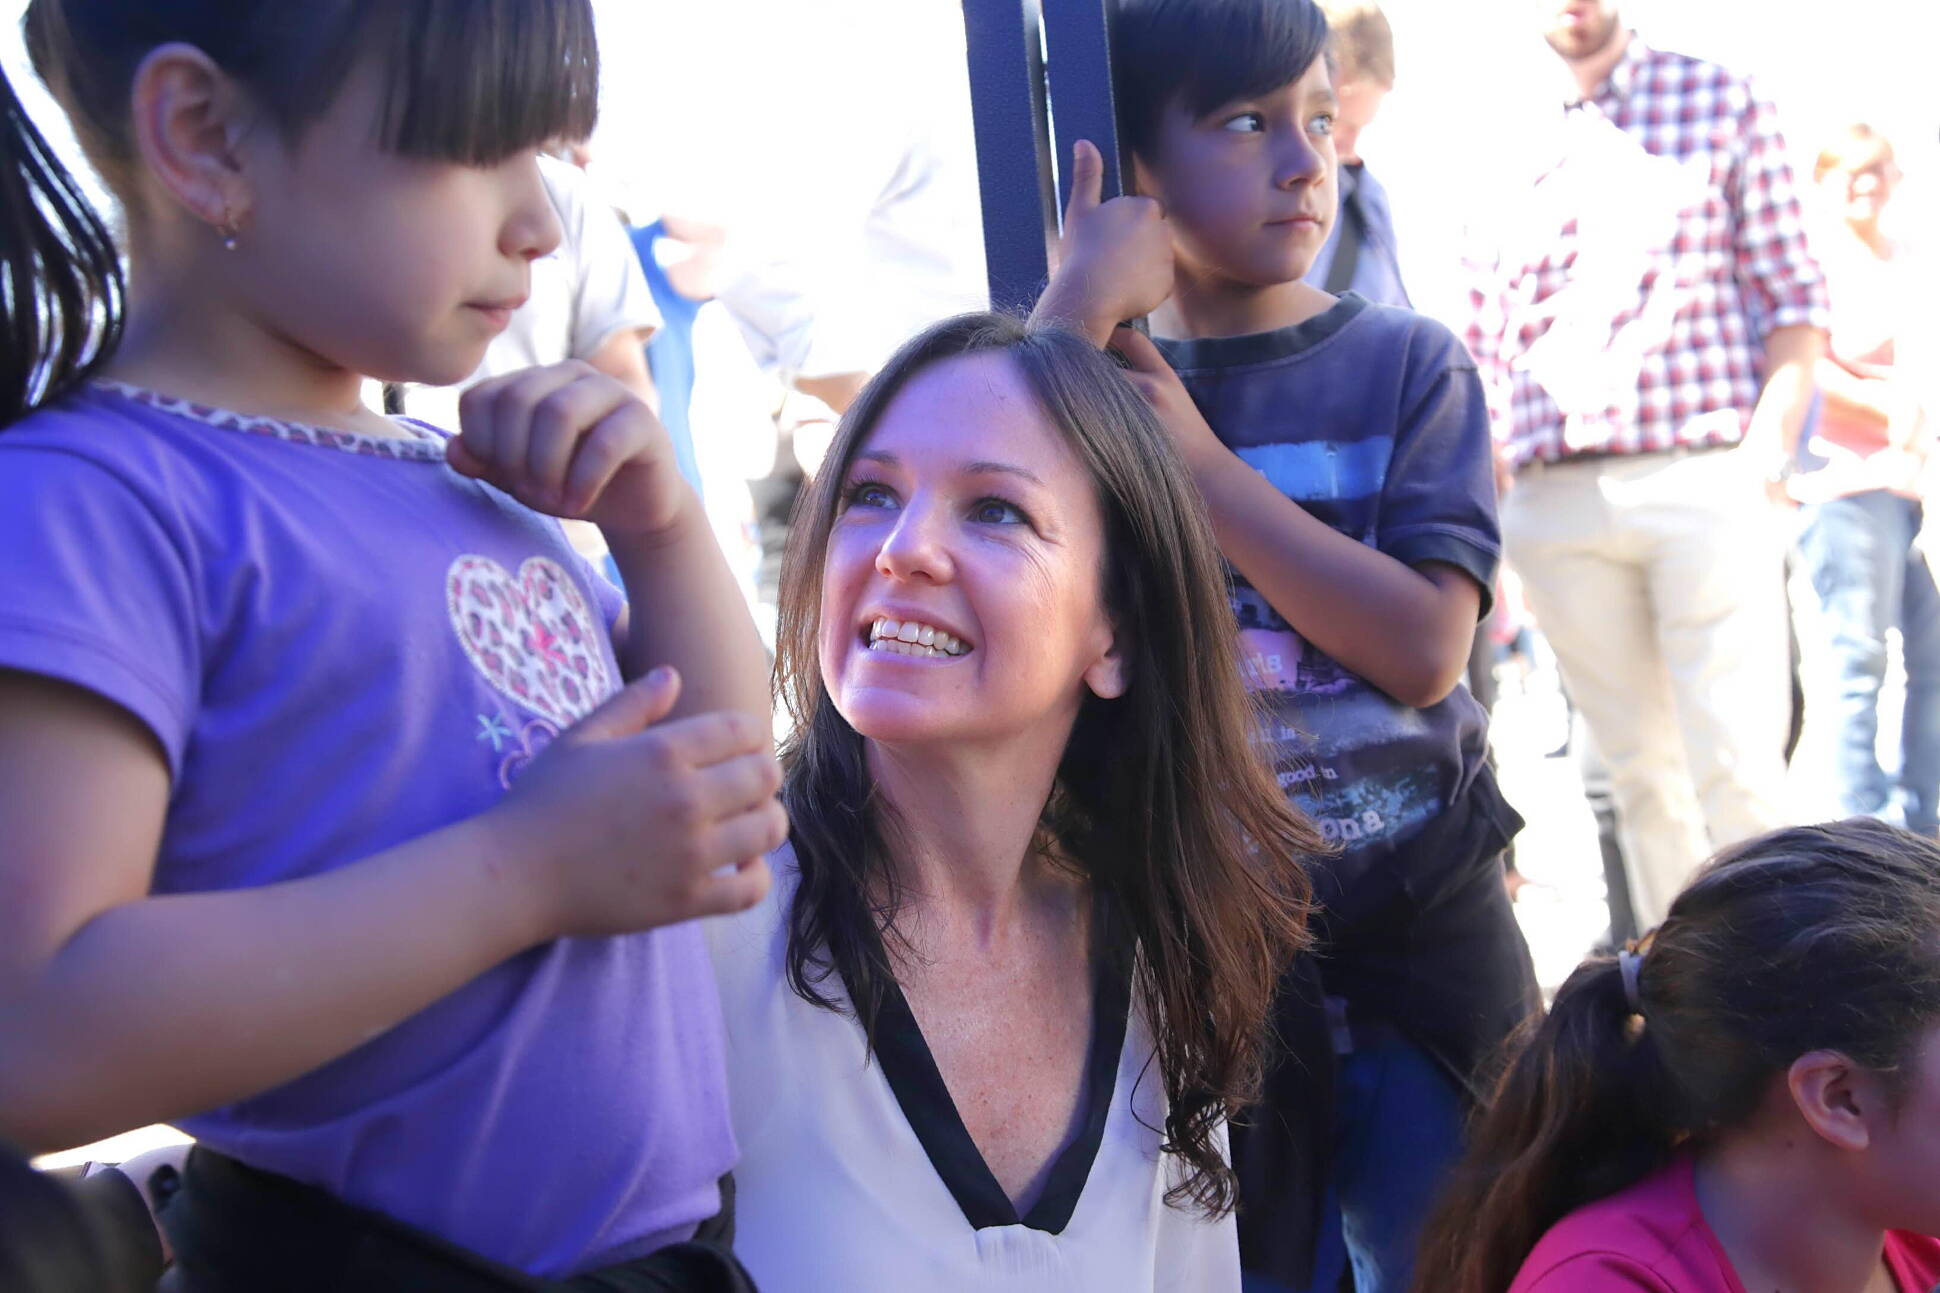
707, 313, 1317, 1291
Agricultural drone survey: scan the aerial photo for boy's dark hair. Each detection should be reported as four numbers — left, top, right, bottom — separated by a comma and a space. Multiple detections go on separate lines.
1111, 0, 1332, 159
2, 0, 597, 426
1414, 818, 1940, 1293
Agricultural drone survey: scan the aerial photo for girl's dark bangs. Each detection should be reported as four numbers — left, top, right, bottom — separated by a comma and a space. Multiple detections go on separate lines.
376, 0, 598, 164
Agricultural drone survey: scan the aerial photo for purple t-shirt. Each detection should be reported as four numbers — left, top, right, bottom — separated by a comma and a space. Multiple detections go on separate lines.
0, 382, 735, 1276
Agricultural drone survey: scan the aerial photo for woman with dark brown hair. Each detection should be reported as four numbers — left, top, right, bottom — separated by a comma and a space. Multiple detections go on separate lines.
705, 311, 1316, 1290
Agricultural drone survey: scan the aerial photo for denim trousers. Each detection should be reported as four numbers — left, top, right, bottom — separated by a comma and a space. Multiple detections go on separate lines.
1797, 490, 1940, 835
1241, 1032, 1466, 1293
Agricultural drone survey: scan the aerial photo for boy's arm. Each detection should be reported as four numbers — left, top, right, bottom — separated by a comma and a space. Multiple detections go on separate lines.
1113, 329, 1481, 708
1037, 141, 1482, 706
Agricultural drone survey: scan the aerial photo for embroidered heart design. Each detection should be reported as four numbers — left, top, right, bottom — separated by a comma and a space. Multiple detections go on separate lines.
497, 718, 562, 789
447, 555, 617, 728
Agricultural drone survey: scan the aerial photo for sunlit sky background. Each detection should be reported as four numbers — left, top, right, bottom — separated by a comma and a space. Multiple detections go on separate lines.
5, 0, 1935, 341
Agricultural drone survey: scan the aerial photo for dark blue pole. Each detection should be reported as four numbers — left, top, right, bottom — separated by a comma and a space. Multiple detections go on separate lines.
1041, 0, 1131, 222
961, 0, 1055, 312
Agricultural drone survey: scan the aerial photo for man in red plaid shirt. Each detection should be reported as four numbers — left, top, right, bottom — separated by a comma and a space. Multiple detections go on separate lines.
1465, 0, 1828, 928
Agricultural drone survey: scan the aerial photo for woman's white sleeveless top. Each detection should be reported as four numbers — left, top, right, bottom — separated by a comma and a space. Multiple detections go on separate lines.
705, 844, 1241, 1292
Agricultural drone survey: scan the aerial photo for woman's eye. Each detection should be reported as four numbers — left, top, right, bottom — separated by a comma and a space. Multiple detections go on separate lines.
1220, 112, 1265, 133
844, 481, 896, 511
1309, 113, 1335, 137
971, 497, 1026, 525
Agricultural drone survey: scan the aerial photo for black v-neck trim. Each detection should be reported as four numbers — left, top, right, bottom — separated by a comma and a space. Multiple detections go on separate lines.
861, 945, 1132, 1235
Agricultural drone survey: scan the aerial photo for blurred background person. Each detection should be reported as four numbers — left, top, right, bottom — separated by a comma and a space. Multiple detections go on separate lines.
1465, 0, 1828, 930
1792, 123, 1940, 836
1305, 1, 1409, 309
631, 215, 780, 641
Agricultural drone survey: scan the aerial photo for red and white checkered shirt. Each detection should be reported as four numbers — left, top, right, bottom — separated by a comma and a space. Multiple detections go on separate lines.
1464, 37, 1829, 471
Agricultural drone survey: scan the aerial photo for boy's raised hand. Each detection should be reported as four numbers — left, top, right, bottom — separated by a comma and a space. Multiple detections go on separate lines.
1036, 140, 1174, 346
450, 362, 691, 543
1110, 326, 1224, 471
489, 665, 783, 939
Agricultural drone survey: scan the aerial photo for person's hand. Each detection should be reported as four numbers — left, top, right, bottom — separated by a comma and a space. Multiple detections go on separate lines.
1036, 140, 1174, 344
1108, 326, 1224, 470
488, 666, 783, 939
450, 362, 692, 543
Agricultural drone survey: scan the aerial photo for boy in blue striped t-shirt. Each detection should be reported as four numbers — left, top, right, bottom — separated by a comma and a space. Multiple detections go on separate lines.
1035, 2, 1537, 1289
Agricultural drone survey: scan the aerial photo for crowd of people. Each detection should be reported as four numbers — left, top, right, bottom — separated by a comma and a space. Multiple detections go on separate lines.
0, 0, 1935, 1291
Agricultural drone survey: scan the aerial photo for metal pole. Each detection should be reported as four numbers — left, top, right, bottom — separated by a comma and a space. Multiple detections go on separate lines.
1041, 0, 1131, 223
960, 0, 1056, 312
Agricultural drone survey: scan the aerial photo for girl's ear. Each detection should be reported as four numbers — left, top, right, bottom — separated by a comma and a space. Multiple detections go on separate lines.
1787, 1050, 1874, 1153
126, 43, 255, 237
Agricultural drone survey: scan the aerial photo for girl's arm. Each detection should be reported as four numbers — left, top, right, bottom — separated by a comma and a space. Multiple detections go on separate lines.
607, 507, 770, 721
1111, 329, 1479, 708
0, 668, 780, 1155
0, 674, 533, 1153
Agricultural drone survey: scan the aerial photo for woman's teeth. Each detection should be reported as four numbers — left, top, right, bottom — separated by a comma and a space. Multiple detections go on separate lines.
868, 618, 969, 657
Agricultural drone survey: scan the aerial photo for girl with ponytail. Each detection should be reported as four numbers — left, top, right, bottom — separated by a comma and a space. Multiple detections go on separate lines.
1417, 818, 1940, 1292
0, 3, 777, 1287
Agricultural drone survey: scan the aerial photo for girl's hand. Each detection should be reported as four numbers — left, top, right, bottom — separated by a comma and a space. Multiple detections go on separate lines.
1035, 140, 1174, 345
1109, 326, 1225, 471
490, 666, 784, 938
449, 362, 690, 542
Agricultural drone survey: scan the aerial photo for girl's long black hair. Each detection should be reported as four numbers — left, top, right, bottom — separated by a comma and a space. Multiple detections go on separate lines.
0, 62, 121, 423
2, 0, 598, 427
1415, 819, 1940, 1293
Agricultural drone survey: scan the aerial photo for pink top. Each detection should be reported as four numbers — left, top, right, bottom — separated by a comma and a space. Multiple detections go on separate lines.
1508, 1155, 1940, 1292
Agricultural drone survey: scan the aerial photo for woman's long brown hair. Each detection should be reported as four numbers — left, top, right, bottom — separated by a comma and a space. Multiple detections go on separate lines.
772, 312, 1319, 1214
1415, 819, 1940, 1293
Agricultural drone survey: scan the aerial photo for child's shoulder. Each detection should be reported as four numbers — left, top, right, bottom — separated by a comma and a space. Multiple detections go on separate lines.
1513, 1158, 1726, 1293
0, 384, 203, 504
1158, 294, 1471, 382
5, 382, 167, 449
1885, 1230, 1940, 1289
1338, 298, 1475, 373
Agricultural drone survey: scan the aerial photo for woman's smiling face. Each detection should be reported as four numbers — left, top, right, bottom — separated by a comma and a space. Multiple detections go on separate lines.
818, 351, 1126, 751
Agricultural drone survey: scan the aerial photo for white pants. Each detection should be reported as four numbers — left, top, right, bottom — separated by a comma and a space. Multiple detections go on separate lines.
1503, 448, 1792, 926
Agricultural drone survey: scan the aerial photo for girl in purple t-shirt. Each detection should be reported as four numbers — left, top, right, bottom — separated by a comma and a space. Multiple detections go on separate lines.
1416, 819, 1940, 1293
0, 2, 781, 1286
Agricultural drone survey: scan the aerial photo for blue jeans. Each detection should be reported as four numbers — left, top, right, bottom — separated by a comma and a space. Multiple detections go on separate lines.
1241, 1033, 1467, 1293
1798, 491, 1940, 835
